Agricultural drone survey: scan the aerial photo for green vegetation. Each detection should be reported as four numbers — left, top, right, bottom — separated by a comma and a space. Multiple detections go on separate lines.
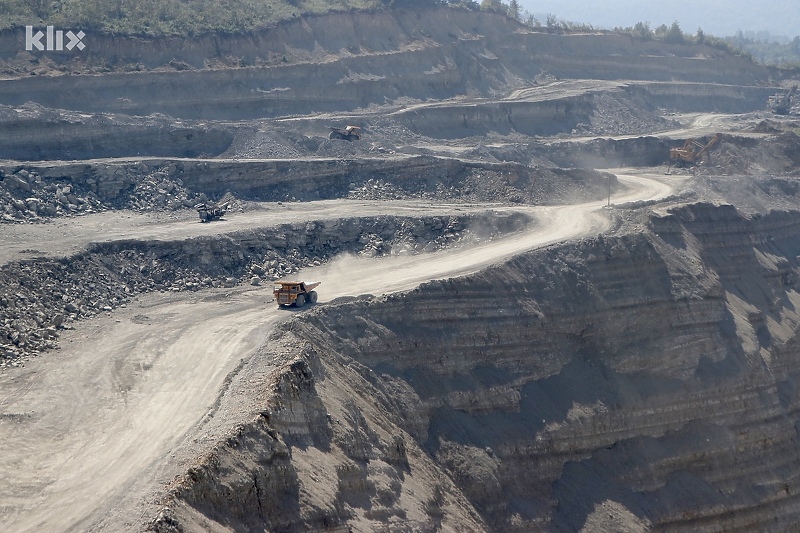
0, 0, 538, 37
0, 0, 386, 35
521, 13, 800, 68
614, 20, 756, 62
5, 0, 797, 70
727, 32, 800, 68
613, 20, 800, 68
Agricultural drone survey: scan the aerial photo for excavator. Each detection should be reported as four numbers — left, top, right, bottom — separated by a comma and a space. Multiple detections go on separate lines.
668, 133, 721, 170
768, 85, 798, 115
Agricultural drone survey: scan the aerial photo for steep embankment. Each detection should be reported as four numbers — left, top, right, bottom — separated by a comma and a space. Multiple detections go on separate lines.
0, 9, 777, 119
158, 203, 800, 532
0, 156, 616, 222
0, 210, 528, 367
543, 130, 800, 172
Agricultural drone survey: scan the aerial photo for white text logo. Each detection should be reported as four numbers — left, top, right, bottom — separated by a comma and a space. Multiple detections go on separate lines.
25, 26, 86, 51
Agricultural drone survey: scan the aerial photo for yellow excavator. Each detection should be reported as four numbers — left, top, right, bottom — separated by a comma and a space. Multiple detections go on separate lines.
668, 133, 721, 170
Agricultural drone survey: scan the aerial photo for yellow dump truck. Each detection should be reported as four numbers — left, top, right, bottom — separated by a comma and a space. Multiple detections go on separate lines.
273, 280, 320, 307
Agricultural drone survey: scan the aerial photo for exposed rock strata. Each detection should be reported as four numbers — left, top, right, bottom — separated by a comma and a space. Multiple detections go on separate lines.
386, 84, 772, 140
0, 82, 772, 162
0, 10, 777, 119
159, 203, 800, 531
0, 211, 527, 367
0, 103, 234, 160
0, 157, 616, 222
544, 131, 800, 173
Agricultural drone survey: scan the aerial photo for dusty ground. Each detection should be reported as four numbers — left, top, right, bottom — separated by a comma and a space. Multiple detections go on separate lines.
0, 111, 787, 533
0, 172, 672, 531
0, 200, 513, 266
1, 6, 800, 532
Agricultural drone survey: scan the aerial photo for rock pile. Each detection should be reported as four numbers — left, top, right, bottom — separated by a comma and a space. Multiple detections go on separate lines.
0, 212, 528, 367
584, 92, 679, 136
221, 130, 305, 159
346, 178, 409, 201
314, 138, 360, 158
0, 168, 108, 222
0, 163, 235, 224
122, 166, 199, 212
2, 148, 624, 225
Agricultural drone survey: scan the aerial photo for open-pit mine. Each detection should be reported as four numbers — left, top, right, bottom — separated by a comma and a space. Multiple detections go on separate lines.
1, 6, 800, 533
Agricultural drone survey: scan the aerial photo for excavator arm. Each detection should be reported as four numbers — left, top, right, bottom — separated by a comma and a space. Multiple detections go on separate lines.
695, 133, 721, 160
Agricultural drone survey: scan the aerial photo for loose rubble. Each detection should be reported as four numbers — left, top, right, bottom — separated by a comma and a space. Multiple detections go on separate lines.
0, 212, 527, 367
0, 164, 240, 224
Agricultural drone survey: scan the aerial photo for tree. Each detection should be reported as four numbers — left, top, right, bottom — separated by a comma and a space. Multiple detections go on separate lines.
508, 0, 520, 21
390, 0, 445, 7
451, 0, 480, 9
695, 27, 705, 44
633, 21, 651, 39
480, 0, 504, 12
665, 20, 684, 44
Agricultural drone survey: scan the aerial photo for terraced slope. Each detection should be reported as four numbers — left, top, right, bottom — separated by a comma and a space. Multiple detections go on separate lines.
160, 203, 800, 531
1, 5, 800, 533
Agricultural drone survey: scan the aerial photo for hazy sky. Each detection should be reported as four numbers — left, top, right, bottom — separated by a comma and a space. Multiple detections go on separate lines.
518, 0, 799, 38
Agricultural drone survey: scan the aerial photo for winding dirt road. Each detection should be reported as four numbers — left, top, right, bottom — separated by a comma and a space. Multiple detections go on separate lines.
0, 197, 502, 267
0, 170, 673, 532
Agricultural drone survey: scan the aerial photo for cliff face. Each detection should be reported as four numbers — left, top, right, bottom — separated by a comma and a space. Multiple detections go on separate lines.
0, 9, 775, 119
159, 203, 800, 532
1, 210, 529, 365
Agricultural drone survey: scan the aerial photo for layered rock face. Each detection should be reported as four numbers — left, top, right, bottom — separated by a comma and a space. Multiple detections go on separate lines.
0, 156, 615, 222
0, 9, 776, 119
0, 211, 527, 366
0, 104, 235, 160
161, 203, 800, 532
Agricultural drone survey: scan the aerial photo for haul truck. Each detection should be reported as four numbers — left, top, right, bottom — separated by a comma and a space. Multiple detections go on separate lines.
273, 281, 320, 308
328, 125, 361, 141
195, 202, 228, 222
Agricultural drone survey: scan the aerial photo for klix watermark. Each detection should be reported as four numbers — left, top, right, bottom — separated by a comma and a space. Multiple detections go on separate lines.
25, 26, 86, 52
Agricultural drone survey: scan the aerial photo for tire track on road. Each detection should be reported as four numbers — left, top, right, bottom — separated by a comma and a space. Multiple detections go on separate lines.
0, 172, 673, 532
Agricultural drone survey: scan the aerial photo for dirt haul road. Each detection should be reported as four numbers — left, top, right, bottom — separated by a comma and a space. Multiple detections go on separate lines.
0, 199, 514, 267
0, 171, 673, 532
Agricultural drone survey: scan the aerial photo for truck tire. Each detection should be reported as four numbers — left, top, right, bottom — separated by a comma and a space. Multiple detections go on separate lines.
295, 294, 305, 308
308, 291, 318, 304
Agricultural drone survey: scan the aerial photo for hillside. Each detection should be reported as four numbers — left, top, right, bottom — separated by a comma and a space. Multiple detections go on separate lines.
1, 5, 800, 533
0, 0, 384, 34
